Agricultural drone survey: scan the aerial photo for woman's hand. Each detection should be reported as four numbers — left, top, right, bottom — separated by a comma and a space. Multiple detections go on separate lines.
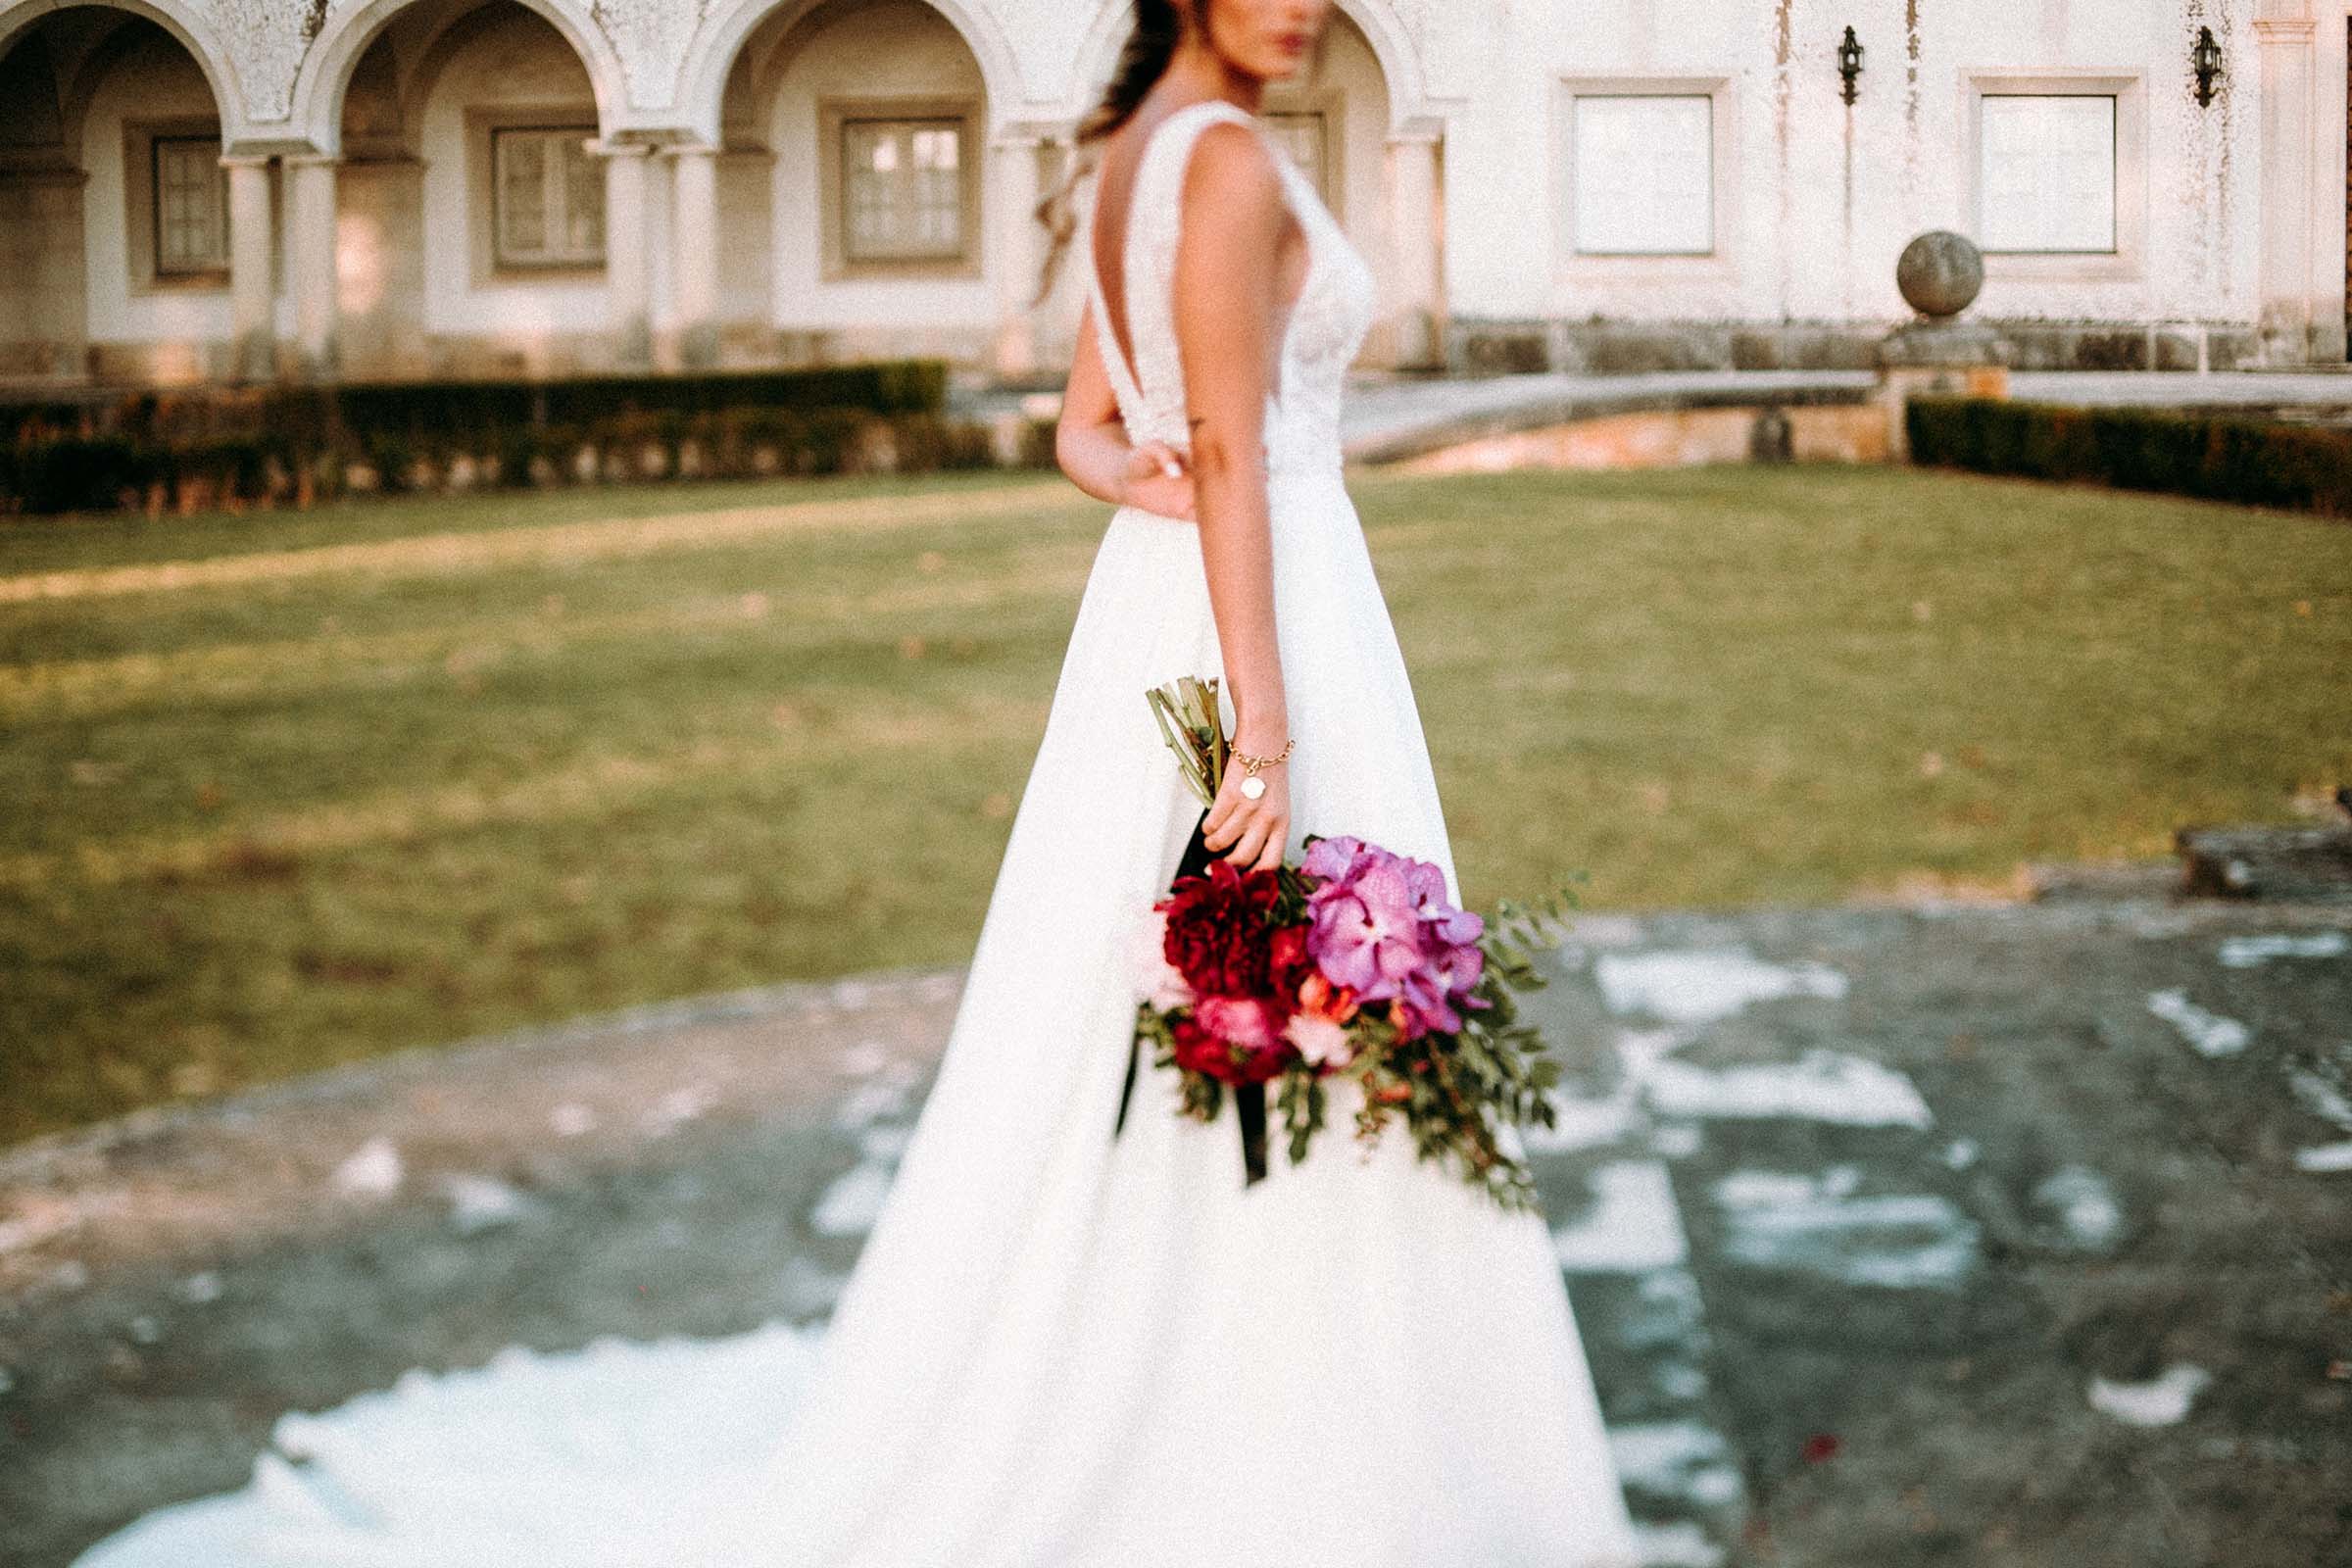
1200, 731, 1291, 871
1118, 440, 1195, 520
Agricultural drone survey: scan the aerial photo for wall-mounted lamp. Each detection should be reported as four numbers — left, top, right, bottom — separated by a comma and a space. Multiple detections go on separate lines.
2192, 25, 2223, 108
1838, 26, 1864, 105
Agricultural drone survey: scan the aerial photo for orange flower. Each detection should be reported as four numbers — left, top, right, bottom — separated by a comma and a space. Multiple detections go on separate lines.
1298, 972, 1359, 1023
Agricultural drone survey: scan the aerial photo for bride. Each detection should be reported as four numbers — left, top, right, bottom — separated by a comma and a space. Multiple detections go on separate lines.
725, 2, 1644, 1562
74, 3, 1641, 1565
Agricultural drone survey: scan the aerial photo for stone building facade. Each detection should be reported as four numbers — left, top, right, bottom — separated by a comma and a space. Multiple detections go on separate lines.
0, 0, 2343, 387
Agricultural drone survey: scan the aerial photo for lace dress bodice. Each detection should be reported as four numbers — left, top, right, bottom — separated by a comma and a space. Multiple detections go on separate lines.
1085, 97, 1377, 487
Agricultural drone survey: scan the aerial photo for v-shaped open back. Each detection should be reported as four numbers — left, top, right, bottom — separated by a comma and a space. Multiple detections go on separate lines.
1084, 98, 1314, 452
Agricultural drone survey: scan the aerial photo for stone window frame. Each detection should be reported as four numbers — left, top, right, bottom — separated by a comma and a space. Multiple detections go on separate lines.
488, 123, 608, 270
816, 93, 984, 282
1962, 70, 2147, 284
1549, 74, 1741, 288
122, 117, 231, 294
466, 106, 607, 286
1258, 82, 1346, 219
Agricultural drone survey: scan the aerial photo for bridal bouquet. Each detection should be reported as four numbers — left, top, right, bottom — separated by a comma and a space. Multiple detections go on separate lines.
1119, 675, 1577, 1214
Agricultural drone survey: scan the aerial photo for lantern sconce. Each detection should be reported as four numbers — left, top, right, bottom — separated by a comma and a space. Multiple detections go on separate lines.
1838, 26, 1864, 106
2192, 25, 2223, 108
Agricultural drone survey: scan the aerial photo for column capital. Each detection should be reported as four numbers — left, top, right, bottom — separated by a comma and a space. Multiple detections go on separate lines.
660, 141, 721, 163
995, 116, 1072, 146
2253, 19, 2316, 41
586, 138, 654, 161
217, 151, 274, 172
283, 150, 343, 170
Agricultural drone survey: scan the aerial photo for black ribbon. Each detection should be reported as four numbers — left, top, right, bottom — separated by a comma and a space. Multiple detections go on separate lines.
1114, 808, 1271, 1186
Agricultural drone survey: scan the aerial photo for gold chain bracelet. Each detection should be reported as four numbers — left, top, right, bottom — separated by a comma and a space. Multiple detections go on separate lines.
1230, 737, 1294, 800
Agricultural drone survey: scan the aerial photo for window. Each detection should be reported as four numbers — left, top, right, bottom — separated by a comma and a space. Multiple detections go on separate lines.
842, 118, 966, 263
1263, 111, 1330, 201
151, 134, 226, 276
1978, 95, 2116, 253
1963, 73, 2143, 282
818, 98, 982, 278
491, 125, 604, 269
1570, 95, 1713, 255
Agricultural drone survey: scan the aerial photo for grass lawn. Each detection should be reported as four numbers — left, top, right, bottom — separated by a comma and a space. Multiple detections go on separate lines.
3, 463, 2346, 1145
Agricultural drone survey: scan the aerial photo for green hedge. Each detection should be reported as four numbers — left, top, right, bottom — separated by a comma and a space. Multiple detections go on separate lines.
0, 360, 1039, 515
3, 362, 946, 447
0, 408, 1011, 515
1907, 396, 2352, 517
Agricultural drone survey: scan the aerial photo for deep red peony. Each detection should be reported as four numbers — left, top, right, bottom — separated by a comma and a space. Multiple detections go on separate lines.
1156, 858, 1285, 1001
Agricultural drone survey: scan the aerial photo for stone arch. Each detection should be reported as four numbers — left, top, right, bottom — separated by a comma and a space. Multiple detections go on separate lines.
0, 0, 247, 139
673, 0, 1022, 147
287, 0, 626, 157
1066, 0, 1433, 135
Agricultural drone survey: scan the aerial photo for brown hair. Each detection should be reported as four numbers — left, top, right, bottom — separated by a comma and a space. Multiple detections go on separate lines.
1029, 1, 1200, 309
1029, 2, 1334, 308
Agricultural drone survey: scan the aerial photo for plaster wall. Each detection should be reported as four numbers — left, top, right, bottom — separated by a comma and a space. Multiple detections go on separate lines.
414, 6, 607, 359
1441, 0, 2260, 333
759, 0, 994, 342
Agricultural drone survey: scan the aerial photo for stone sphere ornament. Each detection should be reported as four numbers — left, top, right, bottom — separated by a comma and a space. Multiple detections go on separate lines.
1895, 231, 1985, 320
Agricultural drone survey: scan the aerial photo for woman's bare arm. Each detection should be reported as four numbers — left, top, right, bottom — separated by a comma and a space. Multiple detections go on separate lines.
1171, 120, 1294, 871
1055, 294, 1196, 520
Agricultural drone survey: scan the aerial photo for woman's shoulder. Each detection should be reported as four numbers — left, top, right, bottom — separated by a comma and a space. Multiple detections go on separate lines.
1171, 112, 1286, 222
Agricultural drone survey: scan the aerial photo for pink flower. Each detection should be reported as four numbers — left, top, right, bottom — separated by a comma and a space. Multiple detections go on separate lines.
1283, 1008, 1356, 1069
1194, 995, 1283, 1052
1176, 999, 1294, 1085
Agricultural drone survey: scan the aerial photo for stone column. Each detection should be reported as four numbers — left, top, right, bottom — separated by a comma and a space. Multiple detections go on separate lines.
2255, 1, 2318, 364
221, 153, 276, 383
987, 131, 1048, 378
284, 153, 340, 380
598, 140, 654, 369
668, 143, 721, 369
1384, 131, 1444, 369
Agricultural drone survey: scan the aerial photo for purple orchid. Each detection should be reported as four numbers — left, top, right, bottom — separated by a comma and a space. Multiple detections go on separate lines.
1300, 836, 1494, 1042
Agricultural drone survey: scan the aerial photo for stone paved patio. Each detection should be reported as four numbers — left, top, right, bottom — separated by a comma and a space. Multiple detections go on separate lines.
3, 873, 2347, 1567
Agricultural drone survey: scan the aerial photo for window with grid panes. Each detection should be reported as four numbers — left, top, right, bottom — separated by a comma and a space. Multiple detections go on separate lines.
842, 118, 966, 262
492, 125, 605, 268
152, 134, 227, 275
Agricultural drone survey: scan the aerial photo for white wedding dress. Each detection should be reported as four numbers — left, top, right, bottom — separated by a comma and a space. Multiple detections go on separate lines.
72, 97, 1642, 1568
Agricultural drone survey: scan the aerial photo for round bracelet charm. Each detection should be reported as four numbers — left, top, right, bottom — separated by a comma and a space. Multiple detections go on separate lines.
1230, 738, 1292, 802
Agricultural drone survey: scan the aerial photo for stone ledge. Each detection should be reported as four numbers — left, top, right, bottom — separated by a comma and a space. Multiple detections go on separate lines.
2179, 821, 2352, 906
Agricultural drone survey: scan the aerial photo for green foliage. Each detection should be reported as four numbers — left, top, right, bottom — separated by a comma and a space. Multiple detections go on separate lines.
1907, 396, 2352, 516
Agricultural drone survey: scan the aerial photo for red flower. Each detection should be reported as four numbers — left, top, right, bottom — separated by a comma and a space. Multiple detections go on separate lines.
1170, 1012, 1290, 1086
1267, 923, 1313, 1000
1157, 859, 1285, 1001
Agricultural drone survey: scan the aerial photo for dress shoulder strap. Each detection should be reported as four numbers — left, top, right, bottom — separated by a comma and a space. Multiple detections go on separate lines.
1121, 99, 1278, 448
